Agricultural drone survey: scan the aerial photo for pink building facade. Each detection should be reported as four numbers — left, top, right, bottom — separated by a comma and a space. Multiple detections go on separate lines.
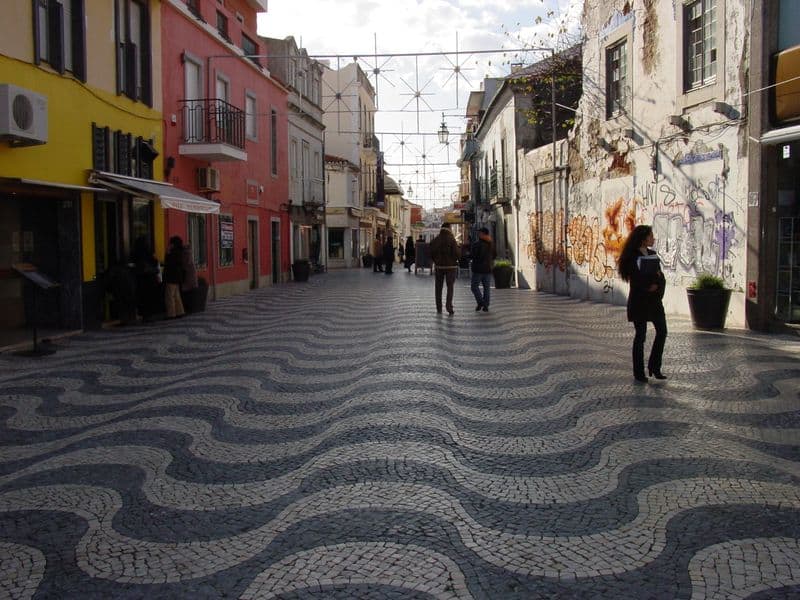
161, 0, 289, 297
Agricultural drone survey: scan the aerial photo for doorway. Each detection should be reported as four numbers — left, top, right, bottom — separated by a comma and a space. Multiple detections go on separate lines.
248, 219, 258, 289
271, 219, 280, 284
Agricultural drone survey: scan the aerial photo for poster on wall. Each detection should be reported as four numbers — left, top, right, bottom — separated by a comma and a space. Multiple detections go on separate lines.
220, 217, 234, 249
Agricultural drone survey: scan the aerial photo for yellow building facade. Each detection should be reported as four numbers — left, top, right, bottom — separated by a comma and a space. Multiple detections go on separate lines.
0, 0, 164, 334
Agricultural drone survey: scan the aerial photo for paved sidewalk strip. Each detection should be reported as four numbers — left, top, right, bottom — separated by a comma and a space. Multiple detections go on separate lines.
1, 269, 799, 599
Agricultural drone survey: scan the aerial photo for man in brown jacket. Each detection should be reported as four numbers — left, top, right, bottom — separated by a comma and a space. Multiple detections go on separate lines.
429, 223, 461, 314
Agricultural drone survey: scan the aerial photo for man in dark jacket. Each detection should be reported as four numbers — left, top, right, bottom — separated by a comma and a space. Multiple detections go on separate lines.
429, 223, 461, 314
470, 227, 496, 312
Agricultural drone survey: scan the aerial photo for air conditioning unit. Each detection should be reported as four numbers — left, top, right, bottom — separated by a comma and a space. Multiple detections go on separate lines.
0, 84, 48, 146
197, 167, 221, 192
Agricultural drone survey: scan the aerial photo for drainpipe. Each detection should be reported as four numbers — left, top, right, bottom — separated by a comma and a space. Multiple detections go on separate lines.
551, 48, 557, 293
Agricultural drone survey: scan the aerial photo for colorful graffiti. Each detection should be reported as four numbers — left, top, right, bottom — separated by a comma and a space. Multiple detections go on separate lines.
525, 209, 567, 271
523, 174, 742, 289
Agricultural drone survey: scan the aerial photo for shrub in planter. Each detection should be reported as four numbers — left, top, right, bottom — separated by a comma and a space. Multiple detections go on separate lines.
686, 273, 731, 330
292, 260, 311, 282
492, 259, 514, 289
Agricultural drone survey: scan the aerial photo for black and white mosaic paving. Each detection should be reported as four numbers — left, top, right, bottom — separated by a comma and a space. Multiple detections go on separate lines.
1, 269, 800, 599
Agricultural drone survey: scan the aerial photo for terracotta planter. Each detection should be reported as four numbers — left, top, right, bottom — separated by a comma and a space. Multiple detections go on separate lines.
686, 288, 732, 329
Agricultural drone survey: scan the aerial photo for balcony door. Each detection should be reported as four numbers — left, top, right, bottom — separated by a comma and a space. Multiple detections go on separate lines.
215, 75, 231, 144
183, 57, 203, 142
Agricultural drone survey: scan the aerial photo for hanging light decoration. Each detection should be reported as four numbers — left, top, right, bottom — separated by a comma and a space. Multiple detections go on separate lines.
437, 113, 449, 145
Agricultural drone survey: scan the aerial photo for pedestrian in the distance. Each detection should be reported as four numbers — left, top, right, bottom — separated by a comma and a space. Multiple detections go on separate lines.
383, 235, 395, 275
371, 235, 383, 272
163, 236, 186, 319
404, 235, 415, 272
617, 224, 667, 383
398, 240, 405, 264
470, 227, 496, 312
429, 223, 460, 315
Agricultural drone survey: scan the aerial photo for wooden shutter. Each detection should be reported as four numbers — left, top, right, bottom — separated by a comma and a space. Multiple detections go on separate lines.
140, 2, 152, 106
92, 123, 109, 171
71, 0, 86, 81
48, 0, 64, 73
124, 42, 137, 99
32, 0, 42, 65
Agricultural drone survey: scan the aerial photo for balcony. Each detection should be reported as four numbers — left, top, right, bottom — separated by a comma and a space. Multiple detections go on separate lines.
459, 179, 470, 199
179, 98, 247, 162
489, 168, 498, 200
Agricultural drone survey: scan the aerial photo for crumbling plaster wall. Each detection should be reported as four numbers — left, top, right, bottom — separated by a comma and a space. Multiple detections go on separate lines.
518, 0, 750, 326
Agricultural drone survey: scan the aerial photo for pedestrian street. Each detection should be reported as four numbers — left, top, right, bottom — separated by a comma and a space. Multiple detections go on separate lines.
1, 268, 800, 599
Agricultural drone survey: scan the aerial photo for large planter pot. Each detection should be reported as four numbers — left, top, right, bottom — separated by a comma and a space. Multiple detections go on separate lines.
292, 260, 310, 282
492, 265, 514, 289
687, 288, 732, 329
182, 278, 209, 314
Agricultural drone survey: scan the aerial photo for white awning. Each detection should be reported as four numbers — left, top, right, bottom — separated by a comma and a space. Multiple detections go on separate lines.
760, 124, 800, 145
89, 171, 220, 214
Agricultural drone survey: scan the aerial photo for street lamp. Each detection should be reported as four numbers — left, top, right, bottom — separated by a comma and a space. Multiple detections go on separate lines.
437, 113, 449, 144
407, 186, 413, 197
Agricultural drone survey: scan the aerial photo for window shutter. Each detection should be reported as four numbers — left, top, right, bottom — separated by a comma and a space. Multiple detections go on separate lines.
114, 6, 123, 95
124, 42, 137, 98
140, 6, 152, 106
115, 131, 131, 175
92, 123, 109, 171
32, 0, 42, 65
48, 0, 64, 73
71, 0, 86, 81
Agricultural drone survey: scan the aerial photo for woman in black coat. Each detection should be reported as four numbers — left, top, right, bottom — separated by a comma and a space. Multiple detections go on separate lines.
382, 235, 395, 274
617, 225, 667, 383
404, 236, 415, 272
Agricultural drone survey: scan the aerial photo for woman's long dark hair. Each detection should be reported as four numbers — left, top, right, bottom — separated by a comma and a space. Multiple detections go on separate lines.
617, 225, 652, 282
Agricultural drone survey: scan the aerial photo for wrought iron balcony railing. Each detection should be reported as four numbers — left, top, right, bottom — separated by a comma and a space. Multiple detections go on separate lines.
180, 98, 246, 150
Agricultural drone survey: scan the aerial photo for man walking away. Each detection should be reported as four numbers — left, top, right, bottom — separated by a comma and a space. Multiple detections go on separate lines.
470, 227, 496, 312
371, 235, 383, 272
429, 223, 461, 315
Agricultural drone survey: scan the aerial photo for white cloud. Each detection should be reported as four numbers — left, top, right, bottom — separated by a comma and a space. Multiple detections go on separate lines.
257, 0, 580, 208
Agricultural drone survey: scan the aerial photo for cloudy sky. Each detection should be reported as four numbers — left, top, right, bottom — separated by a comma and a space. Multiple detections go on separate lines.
257, 0, 581, 209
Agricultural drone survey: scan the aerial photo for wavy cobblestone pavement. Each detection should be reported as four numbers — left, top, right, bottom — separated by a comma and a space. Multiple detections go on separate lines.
1, 269, 799, 599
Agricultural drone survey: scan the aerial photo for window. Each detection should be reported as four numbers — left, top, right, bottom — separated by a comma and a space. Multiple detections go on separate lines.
606, 39, 627, 118
185, 0, 201, 19
328, 228, 344, 259
34, 0, 86, 80
242, 34, 260, 66
92, 123, 157, 178
219, 214, 234, 266
115, 0, 152, 105
131, 198, 152, 247
245, 93, 257, 140
188, 214, 207, 267
216, 10, 229, 42
684, 0, 717, 90
270, 109, 278, 175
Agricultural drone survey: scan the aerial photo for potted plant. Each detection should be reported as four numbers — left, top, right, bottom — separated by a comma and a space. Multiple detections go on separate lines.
492, 259, 514, 289
362, 254, 373, 268
686, 273, 732, 330
292, 259, 311, 282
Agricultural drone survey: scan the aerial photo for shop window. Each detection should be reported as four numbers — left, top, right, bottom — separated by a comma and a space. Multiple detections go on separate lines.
33, 0, 86, 80
219, 214, 234, 266
328, 228, 344, 259
188, 214, 207, 267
